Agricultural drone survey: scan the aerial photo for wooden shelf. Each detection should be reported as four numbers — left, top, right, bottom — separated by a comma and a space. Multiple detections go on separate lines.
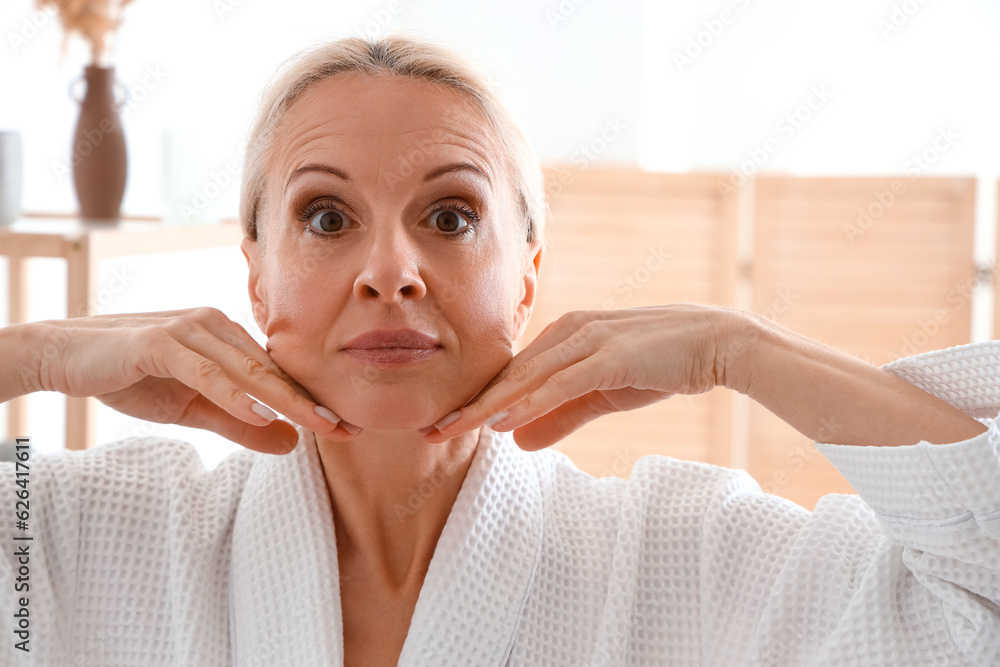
0, 216, 243, 450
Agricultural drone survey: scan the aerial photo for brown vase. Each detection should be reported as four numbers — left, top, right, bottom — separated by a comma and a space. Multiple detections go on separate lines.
71, 65, 127, 221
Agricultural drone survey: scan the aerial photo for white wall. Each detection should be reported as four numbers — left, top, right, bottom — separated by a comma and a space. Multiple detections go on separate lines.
640, 0, 1000, 177
3, 1, 998, 212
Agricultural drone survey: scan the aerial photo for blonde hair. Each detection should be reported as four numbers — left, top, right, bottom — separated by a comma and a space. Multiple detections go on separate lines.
239, 34, 547, 249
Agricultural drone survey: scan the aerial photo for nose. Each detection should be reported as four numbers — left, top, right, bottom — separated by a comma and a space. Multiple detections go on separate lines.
353, 223, 427, 304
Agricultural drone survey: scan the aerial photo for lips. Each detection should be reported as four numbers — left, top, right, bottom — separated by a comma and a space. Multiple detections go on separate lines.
342, 329, 441, 350
341, 329, 442, 367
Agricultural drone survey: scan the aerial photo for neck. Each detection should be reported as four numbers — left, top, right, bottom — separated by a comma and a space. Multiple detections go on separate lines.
315, 426, 481, 592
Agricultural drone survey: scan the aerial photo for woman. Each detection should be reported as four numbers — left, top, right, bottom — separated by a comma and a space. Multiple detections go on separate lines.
2, 35, 998, 666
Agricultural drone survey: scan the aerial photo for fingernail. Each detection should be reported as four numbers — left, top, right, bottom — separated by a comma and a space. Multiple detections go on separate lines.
251, 402, 278, 422
434, 410, 462, 430
484, 410, 510, 429
340, 422, 361, 435
314, 405, 341, 426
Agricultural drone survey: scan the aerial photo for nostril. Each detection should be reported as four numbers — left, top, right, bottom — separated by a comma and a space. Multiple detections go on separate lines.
366, 285, 379, 297
400, 285, 412, 296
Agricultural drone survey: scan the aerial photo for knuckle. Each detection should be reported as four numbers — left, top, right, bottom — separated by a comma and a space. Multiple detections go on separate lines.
557, 310, 586, 329
142, 325, 174, 348
548, 369, 573, 393
219, 320, 250, 347
167, 314, 202, 335
509, 358, 535, 383
191, 357, 221, 383
192, 306, 225, 322
239, 355, 267, 379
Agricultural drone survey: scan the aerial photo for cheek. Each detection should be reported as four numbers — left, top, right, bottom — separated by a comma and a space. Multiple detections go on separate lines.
448, 253, 519, 363
257, 252, 343, 380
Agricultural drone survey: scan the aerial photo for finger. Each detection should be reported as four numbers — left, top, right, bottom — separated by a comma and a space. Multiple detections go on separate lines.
429, 327, 597, 439
472, 313, 598, 400
138, 335, 313, 432
168, 309, 314, 398
485, 355, 613, 435
504, 391, 615, 451
193, 315, 305, 391
172, 323, 340, 434
177, 393, 300, 454
178, 393, 361, 451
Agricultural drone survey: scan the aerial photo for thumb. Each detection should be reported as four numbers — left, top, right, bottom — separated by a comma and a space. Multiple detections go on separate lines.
508, 392, 611, 452
177, 394, 299, 455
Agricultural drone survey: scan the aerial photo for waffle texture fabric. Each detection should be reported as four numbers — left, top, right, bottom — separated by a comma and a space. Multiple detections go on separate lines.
2, 341, 999, 666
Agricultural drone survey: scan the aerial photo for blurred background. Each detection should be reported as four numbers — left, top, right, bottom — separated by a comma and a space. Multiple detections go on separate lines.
1, 0, 998, 509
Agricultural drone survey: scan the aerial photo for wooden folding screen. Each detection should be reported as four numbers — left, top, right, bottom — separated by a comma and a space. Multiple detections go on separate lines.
750, 176, 977, 509
524, 166, 739, 478
532, 169, 977, 510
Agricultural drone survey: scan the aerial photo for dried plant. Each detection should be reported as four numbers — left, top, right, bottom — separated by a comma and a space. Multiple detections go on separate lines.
36, 0, 137, 66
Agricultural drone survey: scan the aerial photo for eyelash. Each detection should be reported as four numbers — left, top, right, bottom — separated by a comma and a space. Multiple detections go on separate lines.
297, 200, 479, 239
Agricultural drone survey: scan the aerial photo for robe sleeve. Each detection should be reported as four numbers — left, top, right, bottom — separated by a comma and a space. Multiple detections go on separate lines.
0, 445, 84, 665
697, 342, 1000, 666
0, 435, 252, 666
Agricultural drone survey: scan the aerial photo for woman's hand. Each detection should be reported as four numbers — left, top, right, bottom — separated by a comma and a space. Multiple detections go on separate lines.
424, 303, 989, 451
20, 308, 356, 454
423, 305, 739, 451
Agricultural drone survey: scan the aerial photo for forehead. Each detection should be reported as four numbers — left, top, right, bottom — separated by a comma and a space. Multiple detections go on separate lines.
269, 72, 502, 192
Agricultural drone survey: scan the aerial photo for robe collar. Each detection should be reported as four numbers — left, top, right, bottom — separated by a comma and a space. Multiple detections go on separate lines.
229, 422, 543, 666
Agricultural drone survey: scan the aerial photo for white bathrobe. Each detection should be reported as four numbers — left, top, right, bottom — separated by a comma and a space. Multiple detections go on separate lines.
2, 342, 999, 666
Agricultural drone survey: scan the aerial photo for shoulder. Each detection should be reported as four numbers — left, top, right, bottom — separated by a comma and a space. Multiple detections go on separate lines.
534, 443, 744, 501
2, 435, 259, 529
62, 434, 256, 494
528, 443, 750, 535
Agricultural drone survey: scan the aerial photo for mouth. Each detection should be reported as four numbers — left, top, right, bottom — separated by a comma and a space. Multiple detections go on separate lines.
341, 329, 443, 367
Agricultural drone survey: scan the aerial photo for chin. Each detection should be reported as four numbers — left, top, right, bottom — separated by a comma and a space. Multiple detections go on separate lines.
330, 384, 458, 431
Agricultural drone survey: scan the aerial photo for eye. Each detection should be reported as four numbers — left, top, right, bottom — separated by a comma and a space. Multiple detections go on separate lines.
308, 209, 348, 234
429, 204, 477, 235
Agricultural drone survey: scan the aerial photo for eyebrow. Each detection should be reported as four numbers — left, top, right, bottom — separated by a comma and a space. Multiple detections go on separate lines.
423, 162, 492, 186
285, 164, 350, 188
284, 161, 491, 189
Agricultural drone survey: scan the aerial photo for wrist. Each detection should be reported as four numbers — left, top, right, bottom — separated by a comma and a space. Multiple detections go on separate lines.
717, 309, 771, 395
0, 322, 43, 402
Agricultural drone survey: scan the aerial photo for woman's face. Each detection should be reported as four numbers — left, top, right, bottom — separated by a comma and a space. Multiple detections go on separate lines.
241, 73, 541, 431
